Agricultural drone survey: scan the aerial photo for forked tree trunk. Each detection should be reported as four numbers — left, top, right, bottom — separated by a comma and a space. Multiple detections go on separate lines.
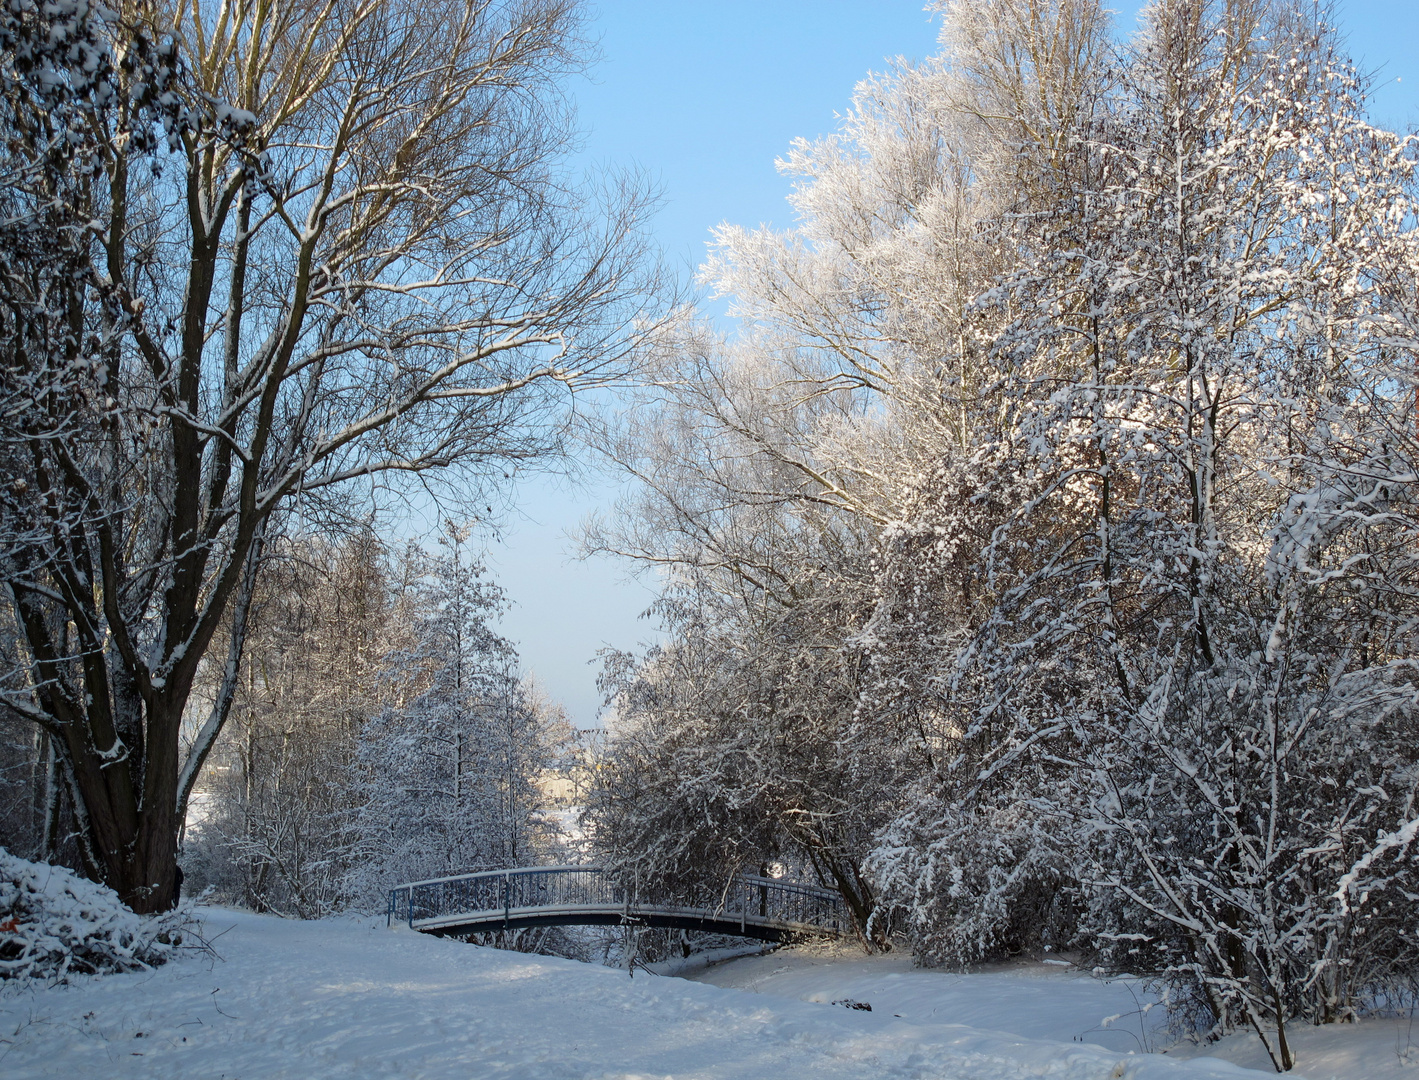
63, 697, 183, 914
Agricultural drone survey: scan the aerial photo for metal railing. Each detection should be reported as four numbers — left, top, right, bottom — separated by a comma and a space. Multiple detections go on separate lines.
387, 865, 848, 938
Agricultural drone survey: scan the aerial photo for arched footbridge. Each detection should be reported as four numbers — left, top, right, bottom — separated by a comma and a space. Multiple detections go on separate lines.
387, 865, 849, 943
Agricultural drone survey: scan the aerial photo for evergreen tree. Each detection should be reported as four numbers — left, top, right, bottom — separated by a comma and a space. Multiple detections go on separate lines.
349, 525, 562, 902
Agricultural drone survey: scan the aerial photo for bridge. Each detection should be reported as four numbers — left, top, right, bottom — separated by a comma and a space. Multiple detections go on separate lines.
387, 865, 850, 943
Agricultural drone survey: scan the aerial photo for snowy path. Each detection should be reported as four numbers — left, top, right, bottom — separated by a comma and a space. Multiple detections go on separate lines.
0, 908, 1278, 1079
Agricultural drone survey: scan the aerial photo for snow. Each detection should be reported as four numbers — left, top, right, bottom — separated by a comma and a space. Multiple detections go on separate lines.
0, 849, 184, 984
0, 907, 1282, 1080
686, 946, 1170, 1055
1168, 1018, 1419, 1079
688, 946, 1419, 1080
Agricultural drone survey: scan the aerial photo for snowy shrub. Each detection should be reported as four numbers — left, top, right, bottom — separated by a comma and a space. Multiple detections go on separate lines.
0, 849, 187, 986
869, 790, 1079, 968
586, 580, 890, 942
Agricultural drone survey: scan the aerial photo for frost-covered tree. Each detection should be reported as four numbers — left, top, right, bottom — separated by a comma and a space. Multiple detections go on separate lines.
579, 3, 1020, 933
587, 567, 891, 937
862, 0, 1419, 1067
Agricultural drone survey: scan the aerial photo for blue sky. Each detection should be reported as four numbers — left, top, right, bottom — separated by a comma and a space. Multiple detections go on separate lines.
488, 1, 1419, 729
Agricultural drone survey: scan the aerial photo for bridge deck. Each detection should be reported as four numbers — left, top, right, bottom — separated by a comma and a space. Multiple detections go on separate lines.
388, 866, 849, 943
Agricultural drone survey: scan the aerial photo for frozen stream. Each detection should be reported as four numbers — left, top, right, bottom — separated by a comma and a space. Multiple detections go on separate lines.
685, 945, 1168, 1056
682, 943, 1419, 1079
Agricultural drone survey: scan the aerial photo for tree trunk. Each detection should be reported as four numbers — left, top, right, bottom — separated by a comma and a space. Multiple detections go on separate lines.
66, 699, 182, 914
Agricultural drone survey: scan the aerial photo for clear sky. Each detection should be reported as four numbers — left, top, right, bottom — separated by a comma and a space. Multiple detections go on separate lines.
488, 0, 1419, 730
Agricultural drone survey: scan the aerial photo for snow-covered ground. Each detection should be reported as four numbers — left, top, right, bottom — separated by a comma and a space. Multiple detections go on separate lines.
0, 908, 1399, 1079
688, 945, 1419, 1080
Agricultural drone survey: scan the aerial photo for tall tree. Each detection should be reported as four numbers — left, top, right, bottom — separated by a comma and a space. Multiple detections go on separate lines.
0, 0, 660, 912
864, 0, 1419, 1066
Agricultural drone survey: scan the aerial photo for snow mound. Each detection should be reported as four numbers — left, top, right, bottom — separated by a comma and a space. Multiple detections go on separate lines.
0, 848, 184, 986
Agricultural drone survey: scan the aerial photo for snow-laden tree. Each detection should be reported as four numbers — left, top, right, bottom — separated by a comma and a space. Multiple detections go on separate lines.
583, 0, 1419, 1067
348, 525, 565, 902
0, 0, 661, 912
587, 565, 893, 938
581, 318, 911, 937
578, 0, 1046, 933
862, 0, 1419, 1067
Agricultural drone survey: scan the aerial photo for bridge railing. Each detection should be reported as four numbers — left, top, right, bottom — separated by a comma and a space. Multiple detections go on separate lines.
386, 865, 848, 937
388, 865, 615, 927
708, 874, 849, 934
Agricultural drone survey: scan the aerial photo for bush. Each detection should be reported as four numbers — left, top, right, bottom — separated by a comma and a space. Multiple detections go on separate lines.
0, 848, 188, 985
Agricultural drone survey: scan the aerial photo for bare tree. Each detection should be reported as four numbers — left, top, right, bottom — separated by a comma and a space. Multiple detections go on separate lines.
0, 0, 662, 912
186, 530, 391, 917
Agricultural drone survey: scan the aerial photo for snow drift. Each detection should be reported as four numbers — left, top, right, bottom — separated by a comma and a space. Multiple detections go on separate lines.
0, 849, 186, 986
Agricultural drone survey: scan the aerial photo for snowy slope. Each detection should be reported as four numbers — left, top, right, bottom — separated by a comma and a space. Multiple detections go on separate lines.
0, 908, 1275, 1079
